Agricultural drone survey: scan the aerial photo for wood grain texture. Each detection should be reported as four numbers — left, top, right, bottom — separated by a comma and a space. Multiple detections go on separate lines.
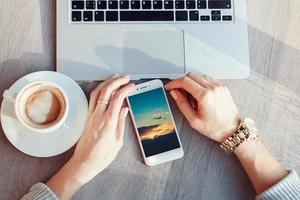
0, 0, 299, 199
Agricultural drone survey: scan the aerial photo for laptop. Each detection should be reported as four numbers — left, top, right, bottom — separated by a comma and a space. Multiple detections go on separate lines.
56, 0, 249, 80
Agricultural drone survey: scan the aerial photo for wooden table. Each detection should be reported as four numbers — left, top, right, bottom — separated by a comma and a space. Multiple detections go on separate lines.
0, 1, 299, 199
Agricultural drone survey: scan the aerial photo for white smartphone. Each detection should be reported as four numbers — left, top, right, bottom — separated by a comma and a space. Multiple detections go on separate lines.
127, 79, 184, 166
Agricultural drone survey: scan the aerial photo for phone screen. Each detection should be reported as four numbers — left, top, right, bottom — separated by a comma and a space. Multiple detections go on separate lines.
128, 87, 181, 157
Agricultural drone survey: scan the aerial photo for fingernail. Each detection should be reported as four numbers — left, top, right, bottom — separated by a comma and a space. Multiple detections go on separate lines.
123, 75, 130, 79
112, 74, 119, 78
170, 90, 177, 100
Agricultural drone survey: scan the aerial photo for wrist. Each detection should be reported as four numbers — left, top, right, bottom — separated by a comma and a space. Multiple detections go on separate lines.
67, 157, 99, 185
46, 160, 87, 200
218, 115, 242, 143
234, 139, 262, 157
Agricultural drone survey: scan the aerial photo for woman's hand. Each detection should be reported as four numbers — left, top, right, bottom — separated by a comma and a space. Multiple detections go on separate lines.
71, 75, 136, 182
47, 75, 136, 200
165, 72, 241, 143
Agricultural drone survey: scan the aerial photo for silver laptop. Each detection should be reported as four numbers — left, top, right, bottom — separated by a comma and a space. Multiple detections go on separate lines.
56, 0, 249, 80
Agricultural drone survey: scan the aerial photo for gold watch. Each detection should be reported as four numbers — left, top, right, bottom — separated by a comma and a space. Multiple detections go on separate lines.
220, 118, 259, 154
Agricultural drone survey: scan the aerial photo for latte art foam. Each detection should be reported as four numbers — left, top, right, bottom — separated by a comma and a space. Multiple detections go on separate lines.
16, 83, 67, 130
25, 90, 61, 125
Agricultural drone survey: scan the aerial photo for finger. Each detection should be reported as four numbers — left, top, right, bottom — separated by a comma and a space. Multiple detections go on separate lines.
170, 90, 199, 124
116, 107, 129, 142
187, 72, 214, 88
106, 84, 136, 120
89, 74, 119, 113
94, 76, 131, 115
165, 76, 205, 100
205, 76, 224, 87
177, 89, 197, 109
95, 99, 110, 116
98, 75, 130, 102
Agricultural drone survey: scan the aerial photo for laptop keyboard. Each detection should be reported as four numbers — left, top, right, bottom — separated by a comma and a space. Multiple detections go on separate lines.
70, 0, 233, 23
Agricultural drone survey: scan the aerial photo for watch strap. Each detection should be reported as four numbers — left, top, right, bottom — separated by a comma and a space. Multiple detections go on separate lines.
220, 118, 258, 154
220, 129, 249, 154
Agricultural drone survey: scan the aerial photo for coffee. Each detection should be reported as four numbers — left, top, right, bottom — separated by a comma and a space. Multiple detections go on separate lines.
18, 83, 67, 129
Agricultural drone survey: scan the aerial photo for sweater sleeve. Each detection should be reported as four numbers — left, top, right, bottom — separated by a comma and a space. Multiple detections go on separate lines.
20, 170, 300, 200
20, 183, 58, 200
256, 170, 300, 200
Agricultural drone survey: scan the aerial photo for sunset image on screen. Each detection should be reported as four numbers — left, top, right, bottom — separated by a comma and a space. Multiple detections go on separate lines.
139, 123, 175, 141
128, 88, 180, 157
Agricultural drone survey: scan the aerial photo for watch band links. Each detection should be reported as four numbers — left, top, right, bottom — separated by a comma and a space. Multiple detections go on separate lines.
220, 129, 249, 155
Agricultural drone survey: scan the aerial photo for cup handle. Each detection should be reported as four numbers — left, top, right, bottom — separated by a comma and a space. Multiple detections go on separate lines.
3, 90, 16, 103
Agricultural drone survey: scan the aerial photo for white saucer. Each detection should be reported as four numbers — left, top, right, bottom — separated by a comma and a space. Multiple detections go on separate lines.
0, 71, 88, 157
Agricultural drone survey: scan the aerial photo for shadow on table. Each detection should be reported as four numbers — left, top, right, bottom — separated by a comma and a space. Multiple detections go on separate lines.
247, 26, 300, 94
0, 0, 56, 103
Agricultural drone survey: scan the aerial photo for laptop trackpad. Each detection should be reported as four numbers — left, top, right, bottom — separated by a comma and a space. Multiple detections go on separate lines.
122, 30, 185, 75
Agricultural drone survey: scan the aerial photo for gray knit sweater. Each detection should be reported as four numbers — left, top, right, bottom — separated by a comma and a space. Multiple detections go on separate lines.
21, 170, 300, 200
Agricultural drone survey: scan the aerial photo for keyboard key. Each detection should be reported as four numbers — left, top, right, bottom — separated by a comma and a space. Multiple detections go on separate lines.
186, 1, 195, 9
222, 15, 232, 21
175, 0, 184, 9
212, 15, 221, 21
211, 10, 221, 15
142, 1, 151, 9
197, 0, 206, 9
189, 11, 199, 21
120, 11, 174, 21
72, 11, 82, 21
176, 11, 187, 21
108, 1, 118, 9
208, 1, 231, 9
95, 11, 104, 21
86, 1, 96, 9
97, 1, 107, 9
200, 15, 210, 21
211, 9, 221, 21
120, 0, 129, 9
72, 1, 84, 9
83, 11, 93, 21
164, 0, 174, 9
106, 11, 118, 21
153, 0, 163, 9
131, 0, 141, 9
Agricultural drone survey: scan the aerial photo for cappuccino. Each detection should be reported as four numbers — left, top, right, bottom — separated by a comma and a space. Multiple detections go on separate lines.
17, 82, 67, 130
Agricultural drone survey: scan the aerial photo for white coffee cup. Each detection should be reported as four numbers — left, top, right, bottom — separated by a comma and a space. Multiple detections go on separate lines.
3, 81, 69, 133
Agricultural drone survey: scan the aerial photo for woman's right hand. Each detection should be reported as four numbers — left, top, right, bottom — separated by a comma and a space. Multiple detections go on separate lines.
166, 73, 290, 196
165, 72, 241, 143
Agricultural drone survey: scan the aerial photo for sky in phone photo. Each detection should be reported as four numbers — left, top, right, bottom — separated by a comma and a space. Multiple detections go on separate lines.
128, 88, 176, 140
129, 88, 173, 128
